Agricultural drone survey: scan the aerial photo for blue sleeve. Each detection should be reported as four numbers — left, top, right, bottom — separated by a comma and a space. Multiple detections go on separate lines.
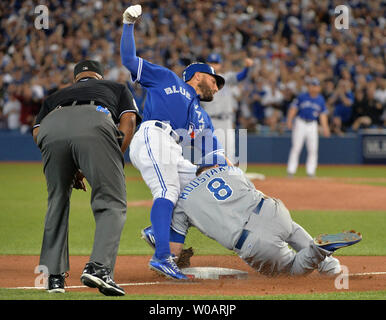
236, 67, 249, 82
120, 24, 139, 77
170, 228, 186, 243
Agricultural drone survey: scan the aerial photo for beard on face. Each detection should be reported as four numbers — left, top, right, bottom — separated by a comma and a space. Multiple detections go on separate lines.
197, 78, 215, 101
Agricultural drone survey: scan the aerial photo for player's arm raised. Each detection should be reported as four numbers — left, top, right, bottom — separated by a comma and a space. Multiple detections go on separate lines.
120, 5, 142, 73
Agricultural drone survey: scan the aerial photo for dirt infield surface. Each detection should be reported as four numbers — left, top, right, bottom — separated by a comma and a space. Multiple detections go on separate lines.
1, 255, 385, 296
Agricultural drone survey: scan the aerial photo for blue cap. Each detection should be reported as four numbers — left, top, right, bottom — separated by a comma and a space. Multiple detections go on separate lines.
307, 77, 320, 86
207, 53, 222, 64
198, 152, 228, 170
182, 62, 225, 89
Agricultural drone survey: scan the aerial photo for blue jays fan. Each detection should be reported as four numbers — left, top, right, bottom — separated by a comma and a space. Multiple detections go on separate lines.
286, 78, 330, 177
120, 5, 227, 280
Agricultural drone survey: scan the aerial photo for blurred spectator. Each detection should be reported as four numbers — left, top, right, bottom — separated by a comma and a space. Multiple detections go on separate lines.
0, 0, 384, 134
261, 73, 284, 132
2, 84, 21, 131
16, 84, 41, 134
329, 79, 354, 136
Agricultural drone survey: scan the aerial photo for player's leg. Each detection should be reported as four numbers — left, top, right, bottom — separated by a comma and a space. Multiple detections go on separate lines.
241, 199, 330, 276
287, 118, 306, 175
305, 122, 318, 176
39, 140, 76, 276
73, 126, 127, 273
286, 221, 341, 275
130, 124, 181, 260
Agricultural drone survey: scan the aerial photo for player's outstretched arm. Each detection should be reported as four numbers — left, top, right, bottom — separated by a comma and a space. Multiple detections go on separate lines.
120, 5, 142, 73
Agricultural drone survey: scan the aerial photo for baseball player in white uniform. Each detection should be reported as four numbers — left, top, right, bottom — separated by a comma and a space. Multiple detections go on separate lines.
287, 78, 331, 177
120, 5, 228, 280
202, 53, 254, 164
142, 155, 361, 277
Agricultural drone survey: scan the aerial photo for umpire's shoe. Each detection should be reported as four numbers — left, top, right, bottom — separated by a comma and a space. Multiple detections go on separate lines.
141, 226, 155, 249
149, 255, 188, 280
80, 262, 125, 296
314, 230, 362, 252
47, 273, 67, 293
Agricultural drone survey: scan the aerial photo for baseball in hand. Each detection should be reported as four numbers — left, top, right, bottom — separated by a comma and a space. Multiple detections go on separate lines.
123, 4, 142, 24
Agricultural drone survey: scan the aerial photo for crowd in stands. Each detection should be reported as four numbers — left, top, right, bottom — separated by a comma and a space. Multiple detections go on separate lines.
0, 0, 385, 136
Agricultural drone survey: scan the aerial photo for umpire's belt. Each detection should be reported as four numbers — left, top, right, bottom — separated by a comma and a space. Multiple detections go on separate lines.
235, 198, 265, 250
59, 100, 109, 109
154, 121, 182, 144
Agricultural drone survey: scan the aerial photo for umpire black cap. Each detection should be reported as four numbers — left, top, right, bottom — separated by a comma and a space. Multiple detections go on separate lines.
74, 60, 104, 81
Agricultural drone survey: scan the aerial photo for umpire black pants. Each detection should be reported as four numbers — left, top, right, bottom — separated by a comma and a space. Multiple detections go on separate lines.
37, 105, 126, 276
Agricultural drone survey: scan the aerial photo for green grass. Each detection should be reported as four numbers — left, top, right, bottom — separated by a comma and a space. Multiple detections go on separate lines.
1, 288, 385, 300
1, 162, 385, 300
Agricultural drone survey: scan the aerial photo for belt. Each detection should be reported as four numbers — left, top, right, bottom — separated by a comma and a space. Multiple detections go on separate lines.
299, 117, 315, 123
154, 121, 182, 144
235, 198, 265, 250
58, 100, 109, 109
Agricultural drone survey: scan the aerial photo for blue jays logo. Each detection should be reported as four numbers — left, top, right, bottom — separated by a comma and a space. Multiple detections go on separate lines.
188, 122, 196, 139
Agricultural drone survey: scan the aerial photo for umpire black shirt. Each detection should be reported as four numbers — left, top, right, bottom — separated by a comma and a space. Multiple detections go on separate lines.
34, 78, 142, 128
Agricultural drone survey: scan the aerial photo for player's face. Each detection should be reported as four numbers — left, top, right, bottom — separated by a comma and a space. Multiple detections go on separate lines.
308, 84, 321, 96
198, 74, 218, 101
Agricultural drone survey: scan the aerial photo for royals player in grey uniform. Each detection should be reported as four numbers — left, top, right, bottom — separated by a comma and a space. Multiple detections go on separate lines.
168, 164, 348, 277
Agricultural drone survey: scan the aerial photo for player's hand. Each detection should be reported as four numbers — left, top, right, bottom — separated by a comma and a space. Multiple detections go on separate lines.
123, 4, 142, 24
244, 58, 254, 67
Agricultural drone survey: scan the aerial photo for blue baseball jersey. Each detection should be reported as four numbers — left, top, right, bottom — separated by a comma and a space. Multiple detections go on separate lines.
129, 57, 222, 156
290, 92, 327, 121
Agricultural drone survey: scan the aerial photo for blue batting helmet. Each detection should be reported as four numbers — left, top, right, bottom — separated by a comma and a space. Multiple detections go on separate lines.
182, 62, 225, 89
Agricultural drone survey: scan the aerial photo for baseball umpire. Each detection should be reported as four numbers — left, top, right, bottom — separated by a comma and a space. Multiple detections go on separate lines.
32, 60, 141, 296
120, 5, 228, 280
141, 155, 362, 277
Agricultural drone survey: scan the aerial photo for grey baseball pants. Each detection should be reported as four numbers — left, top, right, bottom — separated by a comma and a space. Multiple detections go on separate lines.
37, 105, 127, 276
236, 198, 338, 276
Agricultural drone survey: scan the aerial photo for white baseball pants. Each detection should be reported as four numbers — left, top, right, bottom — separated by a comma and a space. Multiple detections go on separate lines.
129, 121, 197, 205
287, 117, 319, 176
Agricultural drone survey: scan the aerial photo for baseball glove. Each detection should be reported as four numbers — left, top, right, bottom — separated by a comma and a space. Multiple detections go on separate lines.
73, 170, 87, 192
176, 247, 194, 269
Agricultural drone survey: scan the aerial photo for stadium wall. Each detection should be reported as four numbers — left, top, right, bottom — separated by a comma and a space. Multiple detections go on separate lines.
1, 131, 385, 164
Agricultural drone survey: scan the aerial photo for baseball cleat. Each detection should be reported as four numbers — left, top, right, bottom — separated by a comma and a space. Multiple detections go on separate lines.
149, 255, 188, 280
141, 226, 156, 250
80, 262, 125, 296
314, 230, 362, 252
47, 273, 67, 293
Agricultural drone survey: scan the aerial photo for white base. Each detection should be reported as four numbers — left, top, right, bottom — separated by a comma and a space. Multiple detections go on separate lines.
245, 172, 266, 181
181, 267, 248, 280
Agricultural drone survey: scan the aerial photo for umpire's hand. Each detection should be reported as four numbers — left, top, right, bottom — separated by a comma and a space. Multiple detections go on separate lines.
73, 170, 87, 192
123, 4, 142, 24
